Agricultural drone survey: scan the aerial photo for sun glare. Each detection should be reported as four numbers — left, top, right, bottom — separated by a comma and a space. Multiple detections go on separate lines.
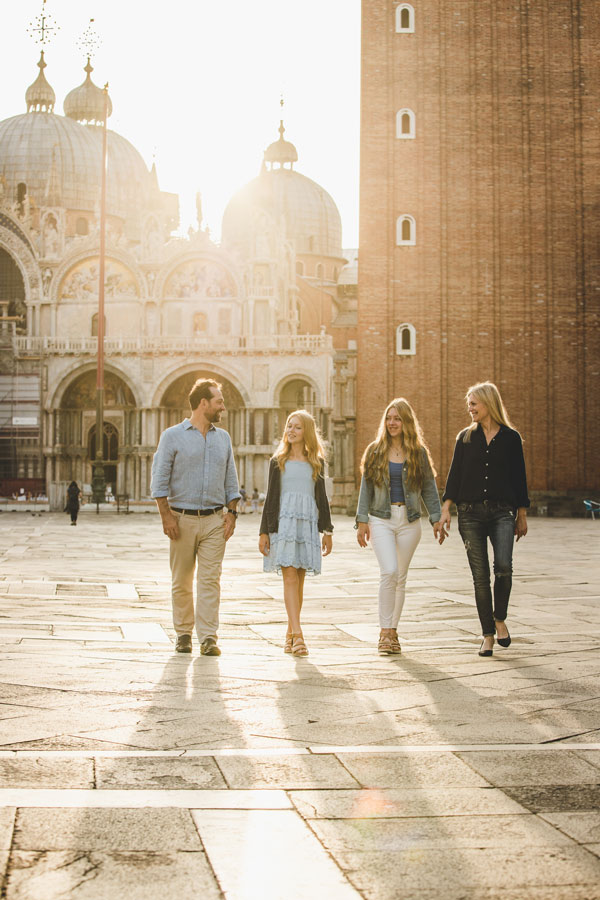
3, 0, 360, 243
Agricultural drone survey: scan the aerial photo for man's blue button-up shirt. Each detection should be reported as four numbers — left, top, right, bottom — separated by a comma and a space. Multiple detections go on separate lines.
150, 419, 240, 509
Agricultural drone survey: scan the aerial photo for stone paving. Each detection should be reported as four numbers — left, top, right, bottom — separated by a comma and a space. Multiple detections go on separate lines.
0, 509, 599, 898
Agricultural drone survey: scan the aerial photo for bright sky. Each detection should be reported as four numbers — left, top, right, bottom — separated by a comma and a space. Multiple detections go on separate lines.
1, 0, 361, 245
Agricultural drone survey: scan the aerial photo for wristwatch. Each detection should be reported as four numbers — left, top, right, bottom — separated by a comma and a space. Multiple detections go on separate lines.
226, 508, 238, 518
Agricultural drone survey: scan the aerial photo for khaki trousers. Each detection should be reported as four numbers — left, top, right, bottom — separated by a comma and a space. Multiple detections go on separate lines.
169, 510, 227, 641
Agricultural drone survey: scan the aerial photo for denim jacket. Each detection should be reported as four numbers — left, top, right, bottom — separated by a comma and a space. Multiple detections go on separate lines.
355, 449, 442, 525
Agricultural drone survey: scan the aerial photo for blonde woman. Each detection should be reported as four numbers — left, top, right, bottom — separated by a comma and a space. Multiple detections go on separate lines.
439, 381, 529, 657
259, 410, 333, 657
356, 399, 443, 655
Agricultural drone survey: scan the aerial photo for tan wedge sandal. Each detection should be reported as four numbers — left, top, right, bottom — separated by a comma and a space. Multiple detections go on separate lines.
378, 629, 394, 655
291, 633, 309, 657
284, 632, 293, 654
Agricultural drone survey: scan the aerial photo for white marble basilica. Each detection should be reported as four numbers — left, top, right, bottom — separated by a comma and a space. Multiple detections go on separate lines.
0, 53, 357, 510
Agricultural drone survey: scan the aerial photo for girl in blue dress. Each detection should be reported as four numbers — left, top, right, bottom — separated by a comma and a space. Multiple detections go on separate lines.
259, 410, 333, 656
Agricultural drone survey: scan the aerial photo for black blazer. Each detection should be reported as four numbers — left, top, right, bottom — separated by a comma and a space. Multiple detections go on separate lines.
259, 457, 333, 535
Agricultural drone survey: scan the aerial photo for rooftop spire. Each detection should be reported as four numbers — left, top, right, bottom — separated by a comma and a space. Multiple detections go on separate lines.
263, 119, 298, 171
63, 57, 112, 126
26, 51, 56, 113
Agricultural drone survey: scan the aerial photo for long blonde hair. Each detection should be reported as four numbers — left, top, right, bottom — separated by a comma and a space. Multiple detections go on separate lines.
360, 398, 436, 490
462, 381, 517, 443
274, 409, 326, 480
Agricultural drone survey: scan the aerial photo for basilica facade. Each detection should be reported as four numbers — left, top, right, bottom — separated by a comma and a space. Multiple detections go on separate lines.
0, 53, 357, 510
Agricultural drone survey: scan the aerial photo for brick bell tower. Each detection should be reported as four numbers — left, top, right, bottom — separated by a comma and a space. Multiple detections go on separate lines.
357, 0, 600, 497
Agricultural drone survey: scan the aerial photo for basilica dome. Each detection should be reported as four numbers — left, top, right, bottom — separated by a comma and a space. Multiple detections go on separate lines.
222, 122, 343, 259
0, 58, 154, 224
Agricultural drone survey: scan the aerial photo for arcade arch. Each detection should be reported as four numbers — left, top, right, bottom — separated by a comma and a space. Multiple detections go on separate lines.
48, 368, 138, 495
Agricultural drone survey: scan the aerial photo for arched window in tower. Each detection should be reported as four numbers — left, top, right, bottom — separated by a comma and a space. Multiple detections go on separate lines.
396, 215, 416, 246
316, 263, 324, 280
76, 217, 89, 236
395, 3, 415, 33
396, 323, 416, 355
396, 109, 415, 139
296, 260, 304, 276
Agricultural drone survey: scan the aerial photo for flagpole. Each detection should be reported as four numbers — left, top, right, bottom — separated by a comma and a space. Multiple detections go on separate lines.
92, 83, 109, 511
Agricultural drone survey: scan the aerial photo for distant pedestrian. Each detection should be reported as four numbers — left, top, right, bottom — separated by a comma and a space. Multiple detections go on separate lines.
438, 381, 529, 657
151, 378, 241, 656
251, 488, 259, 513
259, 410, 333, 657
356, 398, 443, 655
239, 485, 247, 514
65, 480, 81, 525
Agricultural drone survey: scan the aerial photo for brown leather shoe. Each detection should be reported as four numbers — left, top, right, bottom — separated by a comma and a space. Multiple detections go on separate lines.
201, 637, 221, 656
175, 634, 192, 653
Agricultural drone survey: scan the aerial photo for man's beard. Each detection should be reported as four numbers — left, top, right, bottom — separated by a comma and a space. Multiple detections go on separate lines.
207, 409, 222, 423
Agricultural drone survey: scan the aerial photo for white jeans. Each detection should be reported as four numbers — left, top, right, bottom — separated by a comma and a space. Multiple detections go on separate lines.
369, 506, 422, 628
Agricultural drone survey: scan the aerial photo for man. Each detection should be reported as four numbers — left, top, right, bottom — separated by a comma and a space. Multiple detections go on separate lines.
151, 378, 240, 655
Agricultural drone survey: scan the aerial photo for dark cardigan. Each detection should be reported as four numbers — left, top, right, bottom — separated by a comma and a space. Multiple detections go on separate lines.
259, 457, 334, 535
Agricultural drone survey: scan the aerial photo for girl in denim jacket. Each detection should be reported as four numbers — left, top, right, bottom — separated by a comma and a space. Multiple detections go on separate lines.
356, 398, 444, 654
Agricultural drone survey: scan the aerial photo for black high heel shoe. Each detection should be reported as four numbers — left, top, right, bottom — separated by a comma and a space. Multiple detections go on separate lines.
497, 628, 511, 648
478, 639, 493, 657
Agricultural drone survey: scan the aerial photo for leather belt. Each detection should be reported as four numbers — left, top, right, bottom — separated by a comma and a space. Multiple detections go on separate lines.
390, 502, 406, 506
171, 507, 223, 517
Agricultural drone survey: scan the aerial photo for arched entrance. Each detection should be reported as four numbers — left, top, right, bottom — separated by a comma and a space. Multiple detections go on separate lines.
278, 378, 318, 420
56, 369, 136, 492
160, 370, 245, 446
275, 377, 329, 452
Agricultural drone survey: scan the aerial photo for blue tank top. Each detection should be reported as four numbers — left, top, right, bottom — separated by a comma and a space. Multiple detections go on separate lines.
389, 461, 405, 503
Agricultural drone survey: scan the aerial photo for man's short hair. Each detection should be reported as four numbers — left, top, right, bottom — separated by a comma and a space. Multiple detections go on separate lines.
188, 378, 221, 411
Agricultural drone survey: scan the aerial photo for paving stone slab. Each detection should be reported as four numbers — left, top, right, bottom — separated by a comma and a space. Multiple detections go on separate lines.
0, 760, 93, 790
2, 850, 220, 900
309, 813, 575, 851
501, 784, 600, 813
289, 787, 528, 819
572, 749, 600, 769
95, 756, 227, 790
540, 811, 600, 843
455, 750, 600, 786
13, 808, 202, 851
336, 751, 490, 788
345, 885, 600, 900
327, 846, 600, 899
192, 809, 360, 899
215, 753, 360, 789
0, 788, 291, 809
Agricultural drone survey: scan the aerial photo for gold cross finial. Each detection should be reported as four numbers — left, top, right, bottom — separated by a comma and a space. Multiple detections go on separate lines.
27, 0, 60, 48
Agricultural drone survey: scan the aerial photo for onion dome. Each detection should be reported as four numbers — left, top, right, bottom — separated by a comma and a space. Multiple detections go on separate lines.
223, 123, 342, 258
264, 120, 298, 169
0, 113, 153, 227
25, 52, 56, 114
64, 59, 112, 125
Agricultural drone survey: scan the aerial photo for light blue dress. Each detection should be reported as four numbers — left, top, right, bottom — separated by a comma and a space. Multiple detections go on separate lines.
263, 460, 322, 575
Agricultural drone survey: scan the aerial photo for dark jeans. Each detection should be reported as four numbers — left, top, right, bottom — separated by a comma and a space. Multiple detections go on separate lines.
457, 501, 515, 636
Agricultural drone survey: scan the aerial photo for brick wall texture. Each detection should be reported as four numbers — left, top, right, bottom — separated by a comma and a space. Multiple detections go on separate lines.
357, 0, 600, 492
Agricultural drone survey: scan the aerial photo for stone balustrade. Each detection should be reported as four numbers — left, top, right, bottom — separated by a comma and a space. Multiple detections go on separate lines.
14, 332, 333, 357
